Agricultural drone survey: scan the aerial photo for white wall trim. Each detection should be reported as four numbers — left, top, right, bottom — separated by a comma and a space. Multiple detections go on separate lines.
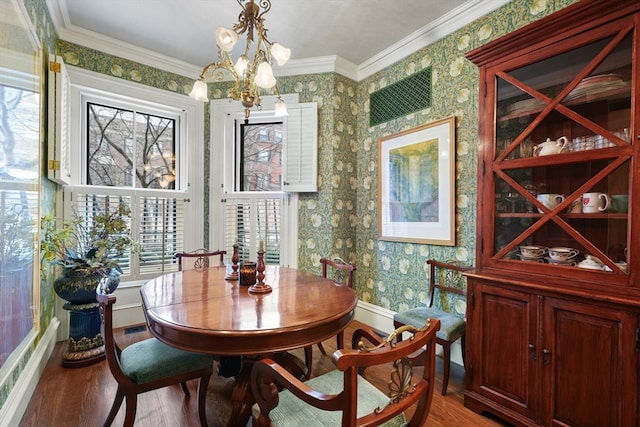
46, 0, 508, 83
357, 0, 510, 80
0, 317, 60, 426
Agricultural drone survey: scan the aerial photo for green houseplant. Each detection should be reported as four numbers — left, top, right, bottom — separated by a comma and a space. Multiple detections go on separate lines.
41, 202, 132, 302
41, 202, 132, 367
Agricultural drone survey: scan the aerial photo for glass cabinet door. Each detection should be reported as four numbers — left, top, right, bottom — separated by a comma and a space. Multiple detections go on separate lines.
491, 23, 632, 278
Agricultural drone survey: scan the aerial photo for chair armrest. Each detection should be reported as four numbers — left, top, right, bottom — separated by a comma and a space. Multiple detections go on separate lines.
251, 358, 344, 417
350, 326, 385, 350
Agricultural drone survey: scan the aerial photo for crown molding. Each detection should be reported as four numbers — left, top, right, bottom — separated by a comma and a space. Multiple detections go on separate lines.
357, 0, 511, 80
46, 0, 508, 83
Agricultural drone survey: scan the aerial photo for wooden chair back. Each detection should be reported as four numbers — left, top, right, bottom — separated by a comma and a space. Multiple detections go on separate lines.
426, 259, 473, 309
320, 257, 356, 288
175, 248, 227, 271
97, 285, 213, 426
252, 318, 440, 427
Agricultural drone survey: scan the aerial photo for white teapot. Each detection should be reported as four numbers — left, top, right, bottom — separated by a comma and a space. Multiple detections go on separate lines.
533, 136, 568, 156
577, 255, 604, 270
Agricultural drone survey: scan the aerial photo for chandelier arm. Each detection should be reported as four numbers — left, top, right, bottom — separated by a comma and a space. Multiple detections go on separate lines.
190, 0, 286, 123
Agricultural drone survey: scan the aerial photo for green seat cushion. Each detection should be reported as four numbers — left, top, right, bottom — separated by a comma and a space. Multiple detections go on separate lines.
262, 369, 406, 426
120, 338, 214, 384
394, 307, 465, 342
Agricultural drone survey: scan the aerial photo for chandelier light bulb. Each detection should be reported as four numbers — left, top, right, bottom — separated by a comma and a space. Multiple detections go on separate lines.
234, 55, 248, 76
254, 62, 276, 89
215, 27, 238, 52
270, 43, 291, 66
188, 79, 209, 102
274, 98, 288, 117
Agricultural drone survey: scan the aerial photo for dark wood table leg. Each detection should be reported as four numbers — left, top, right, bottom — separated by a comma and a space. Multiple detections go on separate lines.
225, 352, 309, 427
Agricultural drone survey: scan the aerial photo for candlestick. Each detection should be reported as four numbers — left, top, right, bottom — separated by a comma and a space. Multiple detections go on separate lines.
249, 250, 272, 293
225, 243, 239, 280
259, 239, 264, 252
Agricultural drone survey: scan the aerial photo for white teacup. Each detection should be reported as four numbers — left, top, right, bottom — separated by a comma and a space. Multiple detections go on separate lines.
582, 192, 609, 213
537, 194, 565, 213
548, 247, 579, 261
520, 245, 546, 258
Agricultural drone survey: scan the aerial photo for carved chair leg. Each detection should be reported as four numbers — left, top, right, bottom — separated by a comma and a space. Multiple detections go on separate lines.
180, 381, 191, 397
461, 333, 466, 368
103, 387, 125, 427
441, 341, 451, 396
304, 346, 313, 376
317, 341, 327, 355
336, 331, 344, 349
123, 394, 138, 427
198, 374, 211, 427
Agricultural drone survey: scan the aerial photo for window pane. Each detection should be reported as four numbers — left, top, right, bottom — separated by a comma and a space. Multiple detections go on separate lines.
136, 113, 176, 189
87, 103, 176, 189
240, 122, 282, 191
87, 103, 134, 186
0, 189, 37, 368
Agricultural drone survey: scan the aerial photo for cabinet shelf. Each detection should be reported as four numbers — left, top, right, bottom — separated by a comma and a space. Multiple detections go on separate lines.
496, 212, 628, 219
498, 81, 631, 123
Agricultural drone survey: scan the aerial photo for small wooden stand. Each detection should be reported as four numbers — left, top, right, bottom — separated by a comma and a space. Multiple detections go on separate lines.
225, 243, 240, 280
249, 250, 272, 293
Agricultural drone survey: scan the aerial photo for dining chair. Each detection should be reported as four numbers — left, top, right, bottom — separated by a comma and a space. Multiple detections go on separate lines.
97, 286, 214, 427
251, 318, 440, 426
303, 257, 356, 375
393, 259, 473, 395
175, 248, 227, 271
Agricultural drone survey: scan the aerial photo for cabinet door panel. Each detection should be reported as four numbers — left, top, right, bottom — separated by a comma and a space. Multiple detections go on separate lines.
543, 298, 638, 427
474, 284, 539, 419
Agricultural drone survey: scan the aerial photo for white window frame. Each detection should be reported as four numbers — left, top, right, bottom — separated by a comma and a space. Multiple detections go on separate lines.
210, 95, 316, 267
63, 67, 204, 278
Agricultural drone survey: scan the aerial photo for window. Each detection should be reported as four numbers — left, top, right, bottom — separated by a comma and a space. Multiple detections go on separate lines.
240, 122, 282, 191
86, 102, 176, 189
64, 67, 204, 281
210, 97, 317, 267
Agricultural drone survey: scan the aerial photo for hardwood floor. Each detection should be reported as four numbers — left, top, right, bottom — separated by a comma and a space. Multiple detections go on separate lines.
19, 320, 509, 426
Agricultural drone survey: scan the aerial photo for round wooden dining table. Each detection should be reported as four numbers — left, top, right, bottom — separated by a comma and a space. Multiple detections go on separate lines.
140, 265, 358, 426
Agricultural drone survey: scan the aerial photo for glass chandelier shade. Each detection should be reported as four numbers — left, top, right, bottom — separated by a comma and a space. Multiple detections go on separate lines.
189, 0, 290, 123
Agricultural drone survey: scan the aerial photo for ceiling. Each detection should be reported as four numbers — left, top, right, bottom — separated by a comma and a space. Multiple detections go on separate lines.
48, 0, 508, 80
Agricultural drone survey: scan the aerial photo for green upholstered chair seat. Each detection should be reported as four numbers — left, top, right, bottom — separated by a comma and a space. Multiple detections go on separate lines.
394, 307, 465, 342
256, 369, 406, 426
120, 338, 214, 384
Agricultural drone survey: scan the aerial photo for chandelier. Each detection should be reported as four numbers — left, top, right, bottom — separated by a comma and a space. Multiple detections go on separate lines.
189, 0, 290, 123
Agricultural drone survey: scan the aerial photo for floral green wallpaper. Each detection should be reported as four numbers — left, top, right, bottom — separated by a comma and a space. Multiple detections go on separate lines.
53, 0, 579, 315
355, 0, 578, 314
0, 0, 579, 412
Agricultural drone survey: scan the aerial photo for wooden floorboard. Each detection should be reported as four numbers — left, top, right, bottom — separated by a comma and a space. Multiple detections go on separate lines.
19, 320, 510, 426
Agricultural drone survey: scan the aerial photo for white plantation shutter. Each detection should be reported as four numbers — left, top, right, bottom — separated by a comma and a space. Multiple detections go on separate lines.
136, 196, 184, 275
47, 55, 71, 184
64, 188, 186, 280
283, 103, 317, 192
224, 195, 282, 264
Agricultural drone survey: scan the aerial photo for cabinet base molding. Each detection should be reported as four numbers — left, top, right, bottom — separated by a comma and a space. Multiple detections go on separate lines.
464, 392, 540, 427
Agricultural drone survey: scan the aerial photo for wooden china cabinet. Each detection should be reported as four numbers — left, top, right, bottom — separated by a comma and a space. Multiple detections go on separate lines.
464, 1, 640, 426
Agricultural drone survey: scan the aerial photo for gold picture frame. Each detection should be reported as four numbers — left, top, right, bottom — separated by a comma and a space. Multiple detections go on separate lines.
377, 116, 456, 245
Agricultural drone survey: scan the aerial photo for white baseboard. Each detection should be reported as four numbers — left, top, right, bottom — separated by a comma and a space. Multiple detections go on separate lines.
355, 300, 463, 367
0, 317, 60, 426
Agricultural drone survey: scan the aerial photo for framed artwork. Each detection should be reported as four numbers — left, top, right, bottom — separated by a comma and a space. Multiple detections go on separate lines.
377, 116, 456, 245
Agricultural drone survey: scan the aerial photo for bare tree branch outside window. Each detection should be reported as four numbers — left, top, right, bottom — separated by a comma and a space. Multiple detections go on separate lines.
87, 103, 176, 189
